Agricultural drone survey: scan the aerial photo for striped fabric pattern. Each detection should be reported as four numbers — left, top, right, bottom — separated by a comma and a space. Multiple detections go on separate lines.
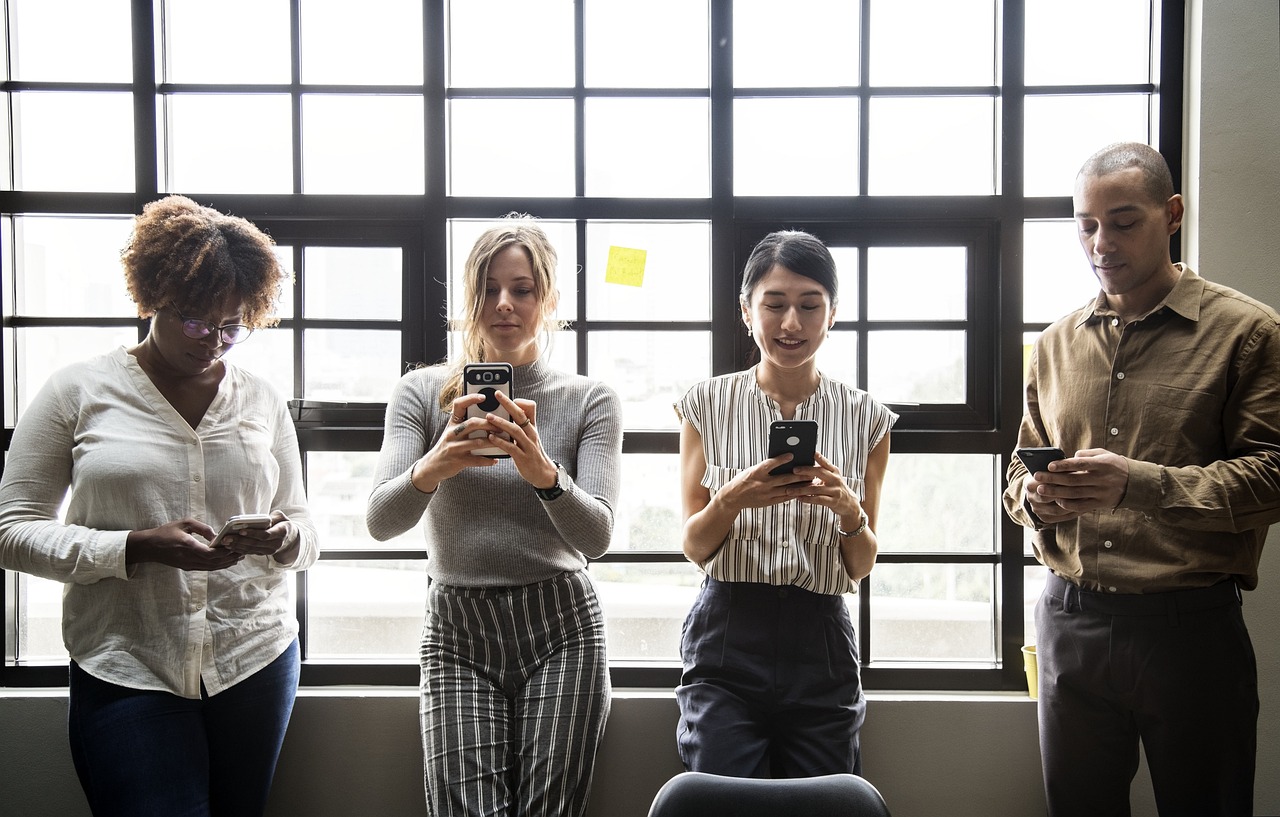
676, 367, 896, 595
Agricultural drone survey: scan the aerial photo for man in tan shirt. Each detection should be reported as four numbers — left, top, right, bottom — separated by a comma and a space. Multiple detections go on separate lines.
1004, 142, 1280, 817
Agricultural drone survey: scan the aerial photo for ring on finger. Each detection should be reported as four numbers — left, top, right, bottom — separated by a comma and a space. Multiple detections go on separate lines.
517, 418, 531, 428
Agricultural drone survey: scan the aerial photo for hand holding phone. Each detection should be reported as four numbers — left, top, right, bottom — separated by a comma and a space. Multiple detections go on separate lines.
768, 420, 818, 476
1016, 446, 1066, 475
464, 362, 514, 458
210, 513, 273, 548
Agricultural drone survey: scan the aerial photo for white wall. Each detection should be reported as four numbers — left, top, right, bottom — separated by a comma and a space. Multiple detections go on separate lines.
2, 3, 1277, 816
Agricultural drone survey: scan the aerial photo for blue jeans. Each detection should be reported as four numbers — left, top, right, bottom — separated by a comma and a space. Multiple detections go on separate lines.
67, 639, 300, 817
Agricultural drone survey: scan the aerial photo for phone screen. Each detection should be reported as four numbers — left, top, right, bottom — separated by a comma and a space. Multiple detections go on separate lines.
768, 420, 818, 475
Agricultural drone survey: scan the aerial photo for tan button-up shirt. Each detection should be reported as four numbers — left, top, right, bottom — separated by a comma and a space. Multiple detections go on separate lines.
1004, 266, 1280, 593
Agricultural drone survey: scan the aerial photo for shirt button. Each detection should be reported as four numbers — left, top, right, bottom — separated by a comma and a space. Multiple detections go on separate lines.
1103, 540, 1113, 548
1111, 318, 1119, 327
193, 475, 202, 482
782, 540, 791, 549
1116, 372, 1125, 380
1108, 586, 1118, 593
1110, 428, 1119, 436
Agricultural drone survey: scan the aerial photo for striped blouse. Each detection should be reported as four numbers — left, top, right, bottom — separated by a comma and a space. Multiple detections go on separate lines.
675, 367, 897, 595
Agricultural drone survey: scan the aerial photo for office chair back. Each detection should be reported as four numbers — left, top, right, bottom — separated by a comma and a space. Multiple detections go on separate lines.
647, 771, 892, 817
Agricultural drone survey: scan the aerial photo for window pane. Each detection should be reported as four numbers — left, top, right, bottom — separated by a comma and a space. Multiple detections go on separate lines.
303, 247, 403, 320
870, 563, 996, 662
868, 97, 994, 195
815, 330, 858, 389
585, 0, 708, 88
735, 98, 858, 196
585, 98, 709, 198
829, 246, 860, 317
868, 330, 965, 404
449, 100, 575, 197
162, 0, 291, 83
163, 94, 293, 194
303, 329, 402, 402
869, 0, 995, 87
307, 452, 419, 549
587, 331, 709, 430
1025, 0, 1151, 86
734, 0, 859, 87
1024, 94, 1149, 197
10, 0, 131, 82
12, 216, 135, 317
14, 328, 138, 420
868, 247, 967, 320
302, 95, 425, 194
878, 454, 998, 554
270, 246, 297, 321
227, 327, 294, 396
448, 0, 574, 87
1023, 220, 1099, 323
585, 221, 711, 321
448, 219, 579, 323
305, 559, 426, 659
16, 573, 68, 662
612, 453, 683, 552
1024, 564, 1048, 648
13, 92, 134, 192
590, 561, 697, 661
300, 0, 424, 84
1, 98, 11, 189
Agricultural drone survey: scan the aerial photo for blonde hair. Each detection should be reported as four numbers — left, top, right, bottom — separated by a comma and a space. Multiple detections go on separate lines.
438, 214, 564, 408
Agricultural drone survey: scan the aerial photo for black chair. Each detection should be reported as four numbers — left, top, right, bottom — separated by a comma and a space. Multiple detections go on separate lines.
647, 771, 892, 817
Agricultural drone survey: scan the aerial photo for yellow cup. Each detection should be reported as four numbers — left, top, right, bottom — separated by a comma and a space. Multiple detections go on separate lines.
1021, 645, 1038, 699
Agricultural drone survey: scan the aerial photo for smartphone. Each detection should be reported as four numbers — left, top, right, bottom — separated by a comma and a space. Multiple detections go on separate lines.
464, 362, 514, 458
210, 513, 273, 548
768, 420, 818, 475
1016, 446, 1066, 475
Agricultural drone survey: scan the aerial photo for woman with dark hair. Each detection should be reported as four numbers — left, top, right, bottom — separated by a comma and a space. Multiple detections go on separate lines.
0, 195, 318, 817
674, 229, 896, 778
366, 214, 622, 817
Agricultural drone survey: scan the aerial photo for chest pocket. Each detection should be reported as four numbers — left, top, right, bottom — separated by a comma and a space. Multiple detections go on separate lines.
1139, 385, 1223, 466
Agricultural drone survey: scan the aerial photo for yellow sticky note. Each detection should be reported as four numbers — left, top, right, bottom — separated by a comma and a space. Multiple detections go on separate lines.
605, 246, 647, 287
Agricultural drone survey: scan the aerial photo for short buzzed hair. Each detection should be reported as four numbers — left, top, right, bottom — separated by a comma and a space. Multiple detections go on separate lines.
1076, 142, 1176, 205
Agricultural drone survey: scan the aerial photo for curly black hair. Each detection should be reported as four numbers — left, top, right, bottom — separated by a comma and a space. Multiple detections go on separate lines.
121, 195, 288, 328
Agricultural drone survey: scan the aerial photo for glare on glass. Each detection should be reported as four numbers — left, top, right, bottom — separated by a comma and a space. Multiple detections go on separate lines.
830, 246, 860, 318
305, 560, 427, 659
227, 326, 293, 396
16, 573, 68, 662
869, 0, 995, 87
163, 94, 293, 194
303, 329, 402, 402
1023, 94, 1150, 197
1025, 0, 1151, 86
585, 221, 711, 321
585, 0, 709, 88
11, 217, 135, 317
1024, 564, 1049, 647
448, 219, 579, 323
870, 562, 997, 662
590, 562, 700, 661
587, 331, 711, 430
13, 92, 134, 193
9, 0, 131, 82
868, 247, 968, 320
1, 101, 10, 190
735, 98, 858, 196
448, 0, 574, 87
585, 98, 710, 198
815, 330, 858, 389
868, 330, 966, 404
307, 452, 422, 549
300, 0, 423, 84
1023, 220, 1102, 323
162, 0, 291, 83
877, 454, 998, 554
303, 247, 403, 320
868, 97, 995, 196
270, 245, 296, 320
15, 327, 138, 422
613, 453, 684, 552
302, 95, 425, 194
734, 0, 859, 87
449, 99, 575, 197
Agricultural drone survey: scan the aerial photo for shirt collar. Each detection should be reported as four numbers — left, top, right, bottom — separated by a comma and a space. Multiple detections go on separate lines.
1076, 263, 1202, 328
748, 364, 835, 413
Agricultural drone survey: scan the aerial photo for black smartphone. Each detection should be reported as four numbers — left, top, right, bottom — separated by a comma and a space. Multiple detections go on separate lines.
768, 420, 818, 475
210, 513, 272, 548
464, 362, 514, 458
1016, 446, 1066, 475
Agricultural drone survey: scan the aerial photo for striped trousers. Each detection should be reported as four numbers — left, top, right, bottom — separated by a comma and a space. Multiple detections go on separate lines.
420, 569, 611, 817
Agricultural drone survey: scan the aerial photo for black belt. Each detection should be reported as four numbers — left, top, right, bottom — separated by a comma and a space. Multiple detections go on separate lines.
1045, 571, 1241, 618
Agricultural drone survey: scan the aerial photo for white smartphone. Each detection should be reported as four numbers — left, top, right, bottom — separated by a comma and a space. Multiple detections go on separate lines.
210, 513, 273, 547
464, 362, 514, 458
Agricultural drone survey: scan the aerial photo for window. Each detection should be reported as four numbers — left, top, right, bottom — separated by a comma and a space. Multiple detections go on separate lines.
1, 0, 1184, 691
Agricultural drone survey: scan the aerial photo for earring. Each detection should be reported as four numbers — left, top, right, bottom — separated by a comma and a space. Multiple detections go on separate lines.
746, 326, 753, 337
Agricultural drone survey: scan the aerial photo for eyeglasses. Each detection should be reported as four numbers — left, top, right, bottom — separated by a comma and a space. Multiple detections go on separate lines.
175, 311, 254, 345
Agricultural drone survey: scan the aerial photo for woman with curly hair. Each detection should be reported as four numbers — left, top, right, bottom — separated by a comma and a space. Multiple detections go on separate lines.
367, 215, 621, 817
0, 195, 318, 817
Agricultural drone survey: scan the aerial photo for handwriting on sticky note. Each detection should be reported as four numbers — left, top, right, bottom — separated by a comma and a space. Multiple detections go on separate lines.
605, 246, 647, 287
